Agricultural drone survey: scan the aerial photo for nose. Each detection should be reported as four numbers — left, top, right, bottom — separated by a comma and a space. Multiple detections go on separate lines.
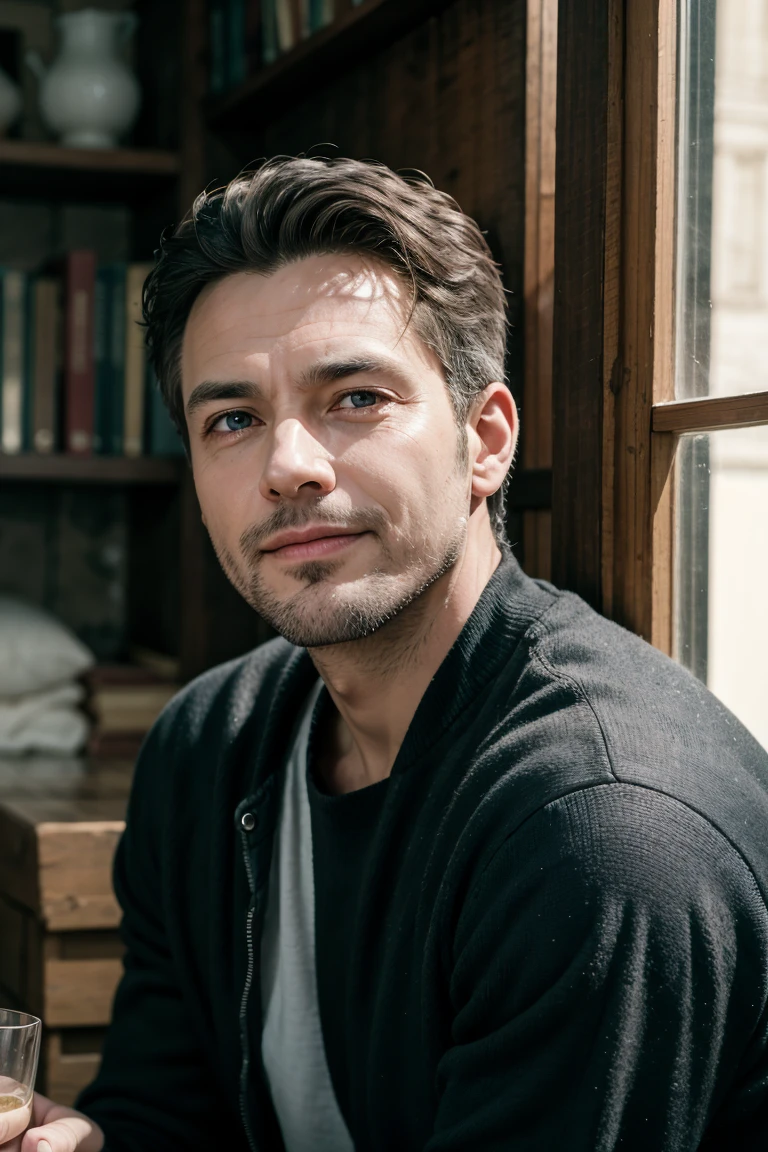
259, 418, 336, 501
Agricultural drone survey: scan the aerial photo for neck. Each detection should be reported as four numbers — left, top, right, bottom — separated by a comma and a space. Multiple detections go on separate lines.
308, 524, 502, 794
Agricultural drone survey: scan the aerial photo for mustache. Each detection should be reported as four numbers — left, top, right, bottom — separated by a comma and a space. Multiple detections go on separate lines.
239, 503, 389, 560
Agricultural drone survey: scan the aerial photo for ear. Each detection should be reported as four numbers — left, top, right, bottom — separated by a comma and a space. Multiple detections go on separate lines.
466, 383, 518, 513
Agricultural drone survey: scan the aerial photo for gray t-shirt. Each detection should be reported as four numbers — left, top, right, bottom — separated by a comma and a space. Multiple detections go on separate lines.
260, 681, 355, 1152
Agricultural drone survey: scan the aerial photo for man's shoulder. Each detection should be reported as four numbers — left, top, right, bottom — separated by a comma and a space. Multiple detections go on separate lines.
497, 586, 768, 901
138, 635, 309, 774
526, 586, 766, 780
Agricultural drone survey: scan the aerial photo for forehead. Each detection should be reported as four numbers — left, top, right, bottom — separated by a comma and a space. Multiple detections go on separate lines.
181, 253, 438, 387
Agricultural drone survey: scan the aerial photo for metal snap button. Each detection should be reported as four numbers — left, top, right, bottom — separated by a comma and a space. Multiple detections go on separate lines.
241, 812, 256, 831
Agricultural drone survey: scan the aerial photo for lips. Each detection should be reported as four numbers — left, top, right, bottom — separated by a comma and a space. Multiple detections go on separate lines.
261, 526, 362, 552
261, 526, 368, 562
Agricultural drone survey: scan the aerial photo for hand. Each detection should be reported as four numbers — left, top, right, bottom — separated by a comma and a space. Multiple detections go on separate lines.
0, 1093, 103, 1152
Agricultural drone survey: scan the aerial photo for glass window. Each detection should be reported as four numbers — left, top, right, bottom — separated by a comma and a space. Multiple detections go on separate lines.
675, 426, 768, 750
676, 0, 768, 400
673, 0, 768, 753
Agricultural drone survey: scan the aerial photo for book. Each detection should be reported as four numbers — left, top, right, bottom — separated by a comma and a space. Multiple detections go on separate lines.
261, 0, 278, 63
93, 265, 111, 454
1, 269, 27, 455
209, 0, 228, 93
91, 683, 178, 731
83, 663, 179, 751
228, 0, 247, 87
245, 0, 262, 74
123, 262, 152, 458
275, 0, 295, 52
64, 250, 96, 455
30, 277, 60, 454
147, 366, 184, 457
129, 645, 181, 681
87, 730, 146, 759
109, 264, 126, 454
84, 663, 176, 688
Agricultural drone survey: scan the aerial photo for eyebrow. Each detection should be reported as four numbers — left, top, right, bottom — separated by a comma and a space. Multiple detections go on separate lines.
186, 379, 264, 416
297, 356, 391, 390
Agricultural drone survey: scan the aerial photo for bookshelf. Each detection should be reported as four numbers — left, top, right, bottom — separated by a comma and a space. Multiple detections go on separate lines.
0, 0, 543, 683
0, 455, 183, 485
206, 0, 455, 131
0, 140, 180, 202
0, 0, 194, 682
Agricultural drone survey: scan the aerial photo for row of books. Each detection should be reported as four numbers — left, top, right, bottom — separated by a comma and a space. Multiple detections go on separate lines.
0, 256, 183, 458
209, 0, 367, 93
83, 656, 180, 759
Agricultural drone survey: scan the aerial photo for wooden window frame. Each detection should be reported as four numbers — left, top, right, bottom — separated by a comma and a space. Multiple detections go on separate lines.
552, 0, 768, 656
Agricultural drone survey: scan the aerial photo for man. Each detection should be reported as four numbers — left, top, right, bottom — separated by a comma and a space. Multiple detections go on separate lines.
8, 156, 768, 1152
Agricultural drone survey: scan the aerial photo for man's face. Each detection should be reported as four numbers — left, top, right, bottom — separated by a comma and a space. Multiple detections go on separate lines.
181, 254, 476, 647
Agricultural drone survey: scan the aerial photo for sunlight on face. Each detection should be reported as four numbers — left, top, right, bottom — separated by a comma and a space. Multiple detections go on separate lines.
180, 254, 472, 647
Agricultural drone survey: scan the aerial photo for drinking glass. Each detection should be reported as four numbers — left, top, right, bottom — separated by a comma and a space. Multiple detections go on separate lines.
0, 1011, 41, 1142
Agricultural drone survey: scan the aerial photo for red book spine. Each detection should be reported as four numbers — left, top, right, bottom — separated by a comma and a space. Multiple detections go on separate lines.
64, 250, 96, 455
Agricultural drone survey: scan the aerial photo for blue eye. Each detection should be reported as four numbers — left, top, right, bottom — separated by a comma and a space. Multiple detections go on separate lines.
338, 391, 380, 409
217, 410, 253, 432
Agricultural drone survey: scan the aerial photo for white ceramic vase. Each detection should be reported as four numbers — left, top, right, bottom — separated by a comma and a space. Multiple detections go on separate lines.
0, 67, 22, 137
27, 9, 141, 149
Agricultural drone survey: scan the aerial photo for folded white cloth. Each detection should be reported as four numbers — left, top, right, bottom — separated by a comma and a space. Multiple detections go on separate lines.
0, 681, 89, 755
0, 596, 94, 697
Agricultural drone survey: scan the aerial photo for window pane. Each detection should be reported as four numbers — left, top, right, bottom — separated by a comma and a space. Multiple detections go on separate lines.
674, 425, 768, 750
676, 0, 768, 399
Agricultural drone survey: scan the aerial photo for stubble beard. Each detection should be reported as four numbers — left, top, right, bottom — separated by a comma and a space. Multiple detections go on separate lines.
212, 428, 472, 649
213, 500, 468, 650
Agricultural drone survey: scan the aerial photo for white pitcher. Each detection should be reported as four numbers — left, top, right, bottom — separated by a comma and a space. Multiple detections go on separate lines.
27, 9, 141, 149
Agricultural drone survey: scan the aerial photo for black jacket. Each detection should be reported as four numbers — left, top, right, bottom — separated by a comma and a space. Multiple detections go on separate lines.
78, 553, 768, 1151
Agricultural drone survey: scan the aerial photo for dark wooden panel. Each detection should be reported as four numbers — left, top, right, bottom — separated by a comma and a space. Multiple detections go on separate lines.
219, 0, 527, 400
551, 0, 615, 607
507, 468, 552, 511
177, 0, 528, 677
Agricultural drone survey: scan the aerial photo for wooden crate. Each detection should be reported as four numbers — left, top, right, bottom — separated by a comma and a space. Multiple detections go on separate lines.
44, 1029, 106, 1108
0, 759, 133, 1103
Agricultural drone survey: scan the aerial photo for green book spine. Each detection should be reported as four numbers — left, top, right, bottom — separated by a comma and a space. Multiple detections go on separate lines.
210, 0, 229, 93
110, 264, 126, 455
229, 0, 246, 86
261, 0, 278, 63
147, 366, 184, 457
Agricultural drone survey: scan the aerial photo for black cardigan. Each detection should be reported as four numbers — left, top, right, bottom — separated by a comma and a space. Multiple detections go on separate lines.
78, 553, 768, 1151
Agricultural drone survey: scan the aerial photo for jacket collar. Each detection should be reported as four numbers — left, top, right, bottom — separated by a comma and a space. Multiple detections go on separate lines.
236, 548, 554, 801
390, 547, 554, 774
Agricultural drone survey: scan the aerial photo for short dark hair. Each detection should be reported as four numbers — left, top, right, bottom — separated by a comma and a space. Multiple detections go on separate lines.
143, 155, 512, 541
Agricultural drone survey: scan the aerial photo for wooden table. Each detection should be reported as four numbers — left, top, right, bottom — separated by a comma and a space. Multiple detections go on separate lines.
0, 756, 133, 1105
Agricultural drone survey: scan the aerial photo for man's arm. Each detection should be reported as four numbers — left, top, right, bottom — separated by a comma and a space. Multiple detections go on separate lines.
427, 782, 768, 1151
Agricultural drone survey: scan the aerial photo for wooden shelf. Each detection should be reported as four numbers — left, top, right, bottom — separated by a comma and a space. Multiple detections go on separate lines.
0, 139, 180, 202
206, 0, 454, 132
0, 454, 185, 484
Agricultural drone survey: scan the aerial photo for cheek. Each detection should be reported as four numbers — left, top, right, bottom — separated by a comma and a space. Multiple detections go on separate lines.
340, 420, 462, 525
193, 461, 252, 547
